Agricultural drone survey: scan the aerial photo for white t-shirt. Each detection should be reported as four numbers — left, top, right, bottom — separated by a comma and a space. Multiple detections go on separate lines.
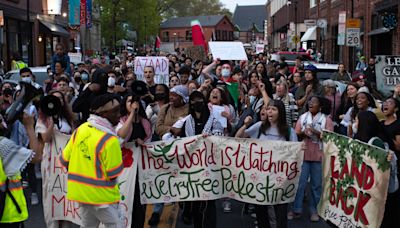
245, 121, 298, 142
35, 117, 72, 135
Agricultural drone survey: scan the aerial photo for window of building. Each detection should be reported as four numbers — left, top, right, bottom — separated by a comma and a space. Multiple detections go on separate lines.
162, 31, 169, 42
185, 30, 192, 41
229, 31, 233, 41
216, 30, 221, 40
310, 0, 317, 8
222, 30, 227, 40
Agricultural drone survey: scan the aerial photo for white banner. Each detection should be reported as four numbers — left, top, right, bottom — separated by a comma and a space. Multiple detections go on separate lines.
134, 56, 169, 85
138, 135, 303, 205
208, 42, 248, 61
41, 132, 139, 227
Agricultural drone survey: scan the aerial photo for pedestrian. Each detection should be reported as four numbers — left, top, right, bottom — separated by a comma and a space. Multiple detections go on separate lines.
295, 65, 324, 114
10, 52, 28, 71
330, 63, 351, 82
364, 57, 376, 89
236, 100, 298, 228
60, 93, 124, 228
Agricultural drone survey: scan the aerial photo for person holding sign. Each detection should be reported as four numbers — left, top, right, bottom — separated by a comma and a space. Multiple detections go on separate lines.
60, 94, 124, 228
235, 100, 298, 228
289, 96, 333, 222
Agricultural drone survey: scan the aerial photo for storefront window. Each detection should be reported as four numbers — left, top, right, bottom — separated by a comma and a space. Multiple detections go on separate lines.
46, 37, 52, 64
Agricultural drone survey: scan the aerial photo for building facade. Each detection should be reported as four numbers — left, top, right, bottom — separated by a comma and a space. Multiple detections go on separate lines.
232, 5, 266, 44
159, 15, 234, 51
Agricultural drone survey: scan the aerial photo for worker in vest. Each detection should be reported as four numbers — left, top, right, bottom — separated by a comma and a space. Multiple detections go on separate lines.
60, 93, 124, 227
0, 113, 41, 228
11, 52, 28, 71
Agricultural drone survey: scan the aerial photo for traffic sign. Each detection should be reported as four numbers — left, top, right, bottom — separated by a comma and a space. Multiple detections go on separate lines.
346, 28, 360, 47
338, 11, 347, 24
338, 33, 345, 45
346, 19, 361, 28
292, 35, 300, 44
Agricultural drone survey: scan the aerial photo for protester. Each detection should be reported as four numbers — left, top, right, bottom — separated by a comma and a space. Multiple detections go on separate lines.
330, 63, 351, 82
295, 65, 324, 114
51, 43, 71, 76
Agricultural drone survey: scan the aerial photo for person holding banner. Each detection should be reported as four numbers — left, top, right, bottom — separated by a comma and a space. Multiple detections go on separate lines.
60, 94, 124, 228
289, 96, 333, 222
235, 100, 298, 228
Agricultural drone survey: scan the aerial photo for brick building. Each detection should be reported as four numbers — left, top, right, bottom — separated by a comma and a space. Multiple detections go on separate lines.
159, 15, 234, 51
308, 0, 399, 71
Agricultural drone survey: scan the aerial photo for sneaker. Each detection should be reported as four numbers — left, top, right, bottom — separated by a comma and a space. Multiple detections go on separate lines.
250, 213, 257, 219
287, 211, 301, 220
223, 201, 232, 213
148, 212, 160, 226
31, 193, 39, 205
310, 213, 319, 222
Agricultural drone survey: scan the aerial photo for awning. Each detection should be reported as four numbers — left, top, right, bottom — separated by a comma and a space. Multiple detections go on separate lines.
368, 27, 390, 36
40, 20, 69, 37
301, 26, 317, 42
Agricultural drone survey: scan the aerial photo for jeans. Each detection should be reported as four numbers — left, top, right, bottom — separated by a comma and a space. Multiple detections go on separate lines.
292, 161, 322, 214
152, 203, 164, 214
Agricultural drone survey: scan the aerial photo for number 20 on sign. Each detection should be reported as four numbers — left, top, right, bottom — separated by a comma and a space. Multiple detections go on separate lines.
346, 28, 360, 47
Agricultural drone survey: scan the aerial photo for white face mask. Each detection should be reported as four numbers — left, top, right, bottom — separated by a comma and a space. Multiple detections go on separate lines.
249, 95, 256, 105
108, 77, 116, 87
221, 68, 231, 78
21, 77, 32, 84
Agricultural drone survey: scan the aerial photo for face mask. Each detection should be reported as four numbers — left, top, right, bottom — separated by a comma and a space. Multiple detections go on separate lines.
192, 102, 204, 112
249, 95, 256, 105
154, 93, 166, 101
352, 122, 358, 135
142, 95, 154, 105
74, 77, 82, 83
221, 68, 231, 78
21, 77, 32, 84
82, 73, 89, 81
108, 77, 116, 87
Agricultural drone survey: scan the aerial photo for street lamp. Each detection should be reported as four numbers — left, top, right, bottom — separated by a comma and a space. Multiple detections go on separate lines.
173, 32, 177, 50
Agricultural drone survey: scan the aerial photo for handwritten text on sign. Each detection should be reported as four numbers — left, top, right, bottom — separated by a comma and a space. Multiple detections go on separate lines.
42, 133, 139, 227
134, 57, 169, 84
138, 135, 303, 205
318, 131, 390, 228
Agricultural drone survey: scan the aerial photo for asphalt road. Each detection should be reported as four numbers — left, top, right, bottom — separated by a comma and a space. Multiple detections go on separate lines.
24, 179, 330, 228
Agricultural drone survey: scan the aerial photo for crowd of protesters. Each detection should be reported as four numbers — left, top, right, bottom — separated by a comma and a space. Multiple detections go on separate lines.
0, 44, 398, 228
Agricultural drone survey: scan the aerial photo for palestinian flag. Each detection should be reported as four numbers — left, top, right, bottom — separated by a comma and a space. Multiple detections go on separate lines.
154, 36, 161, 52
191, 20, 208, 53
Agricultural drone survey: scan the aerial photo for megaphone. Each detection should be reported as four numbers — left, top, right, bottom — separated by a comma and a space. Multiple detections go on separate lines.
40, 95, 62, 117
5, 81, 43, 124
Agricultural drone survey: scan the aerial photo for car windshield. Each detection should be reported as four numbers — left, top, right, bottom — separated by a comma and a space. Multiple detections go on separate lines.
317, 69, 337, 81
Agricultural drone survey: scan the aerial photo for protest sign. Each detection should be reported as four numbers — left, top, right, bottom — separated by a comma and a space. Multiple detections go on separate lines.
134, 56, 169, 84
318, 131, 390, 228
160, 42, 175, 54
68, 52, 82, 64
208, 42, 248, 61
138, 135, 303, 205
375, 55, 400, 96
41, 132, 139, 227
256, 44, 265, 54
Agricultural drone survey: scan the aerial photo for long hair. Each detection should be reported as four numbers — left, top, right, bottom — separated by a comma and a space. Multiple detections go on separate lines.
354, 111, 381, 143
120, 93, 148, 120
208, 87, 228, 106
305, 95, 332, 115
260, 100, 290, 141
351, 92, 376, 120
341, 83, 359, 109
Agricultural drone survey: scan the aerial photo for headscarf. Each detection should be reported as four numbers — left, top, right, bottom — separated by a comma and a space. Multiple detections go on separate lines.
170, 85, 189, 103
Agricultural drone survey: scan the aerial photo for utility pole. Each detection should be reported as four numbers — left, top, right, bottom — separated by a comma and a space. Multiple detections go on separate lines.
294, 0, 298, 51
27, 0, 32, 65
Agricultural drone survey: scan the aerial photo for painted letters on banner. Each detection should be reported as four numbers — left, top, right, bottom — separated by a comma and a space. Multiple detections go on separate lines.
318, 131, 390, 228
85, 0, 92, 28
41, 132, 139, 227
134, 57, 169, 85
138, 135, 304, 205
80, 0, 86, 26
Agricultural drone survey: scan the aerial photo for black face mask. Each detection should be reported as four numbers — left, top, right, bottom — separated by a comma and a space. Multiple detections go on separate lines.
191, 101, 205, 113
74, 77, 82, 83
3, 88, 13, 96
142, 95, 154, 105
154, 93, 166, 101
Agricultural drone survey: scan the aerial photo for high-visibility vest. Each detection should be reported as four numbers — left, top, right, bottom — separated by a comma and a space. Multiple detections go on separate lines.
60, 122, 124, 205
11, 60, 28, 70
0, 158, 28, 223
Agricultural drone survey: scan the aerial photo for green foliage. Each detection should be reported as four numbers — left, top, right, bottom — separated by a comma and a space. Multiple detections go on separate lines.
97, 0, 231, 48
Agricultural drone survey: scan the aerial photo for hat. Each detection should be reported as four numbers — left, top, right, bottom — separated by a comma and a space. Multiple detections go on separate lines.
170, 85, 189, 103
322, 79, 336, 88
304, 64, 318, 72
131, 81, 148, 96
360, 56, 366, 60
352, 74, 366, 82
358, 86, 370, 94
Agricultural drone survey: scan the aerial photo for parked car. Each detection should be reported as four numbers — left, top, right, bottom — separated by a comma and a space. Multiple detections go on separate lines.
271, 51, 314, 72
3, 66, 49, 86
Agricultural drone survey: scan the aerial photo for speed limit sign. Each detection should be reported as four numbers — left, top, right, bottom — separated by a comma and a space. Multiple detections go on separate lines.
346, 28, 360, 47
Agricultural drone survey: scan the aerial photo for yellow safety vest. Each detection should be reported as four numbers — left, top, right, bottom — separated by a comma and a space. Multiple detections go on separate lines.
0, 157, 28, 223
60, 122, 124, 205
11, 60, 28, 70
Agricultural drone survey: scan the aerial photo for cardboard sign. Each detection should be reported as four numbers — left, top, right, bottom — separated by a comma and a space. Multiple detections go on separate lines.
318, 131, 390, 228
134, 57, 169, 84
256, 44, 265, 54
42, 132, 139, 227
138, 135, 303, 205
186, 46, 207, 62
208, 42, 248, 61
375, 55, 400, 96
68, 52, 82, 64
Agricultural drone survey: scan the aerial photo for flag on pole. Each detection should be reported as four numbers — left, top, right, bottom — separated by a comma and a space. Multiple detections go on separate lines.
154, 36, 161, 52
191, 20, 208, 53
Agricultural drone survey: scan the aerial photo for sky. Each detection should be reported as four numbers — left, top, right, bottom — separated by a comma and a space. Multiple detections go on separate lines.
220, 0, 267, 13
